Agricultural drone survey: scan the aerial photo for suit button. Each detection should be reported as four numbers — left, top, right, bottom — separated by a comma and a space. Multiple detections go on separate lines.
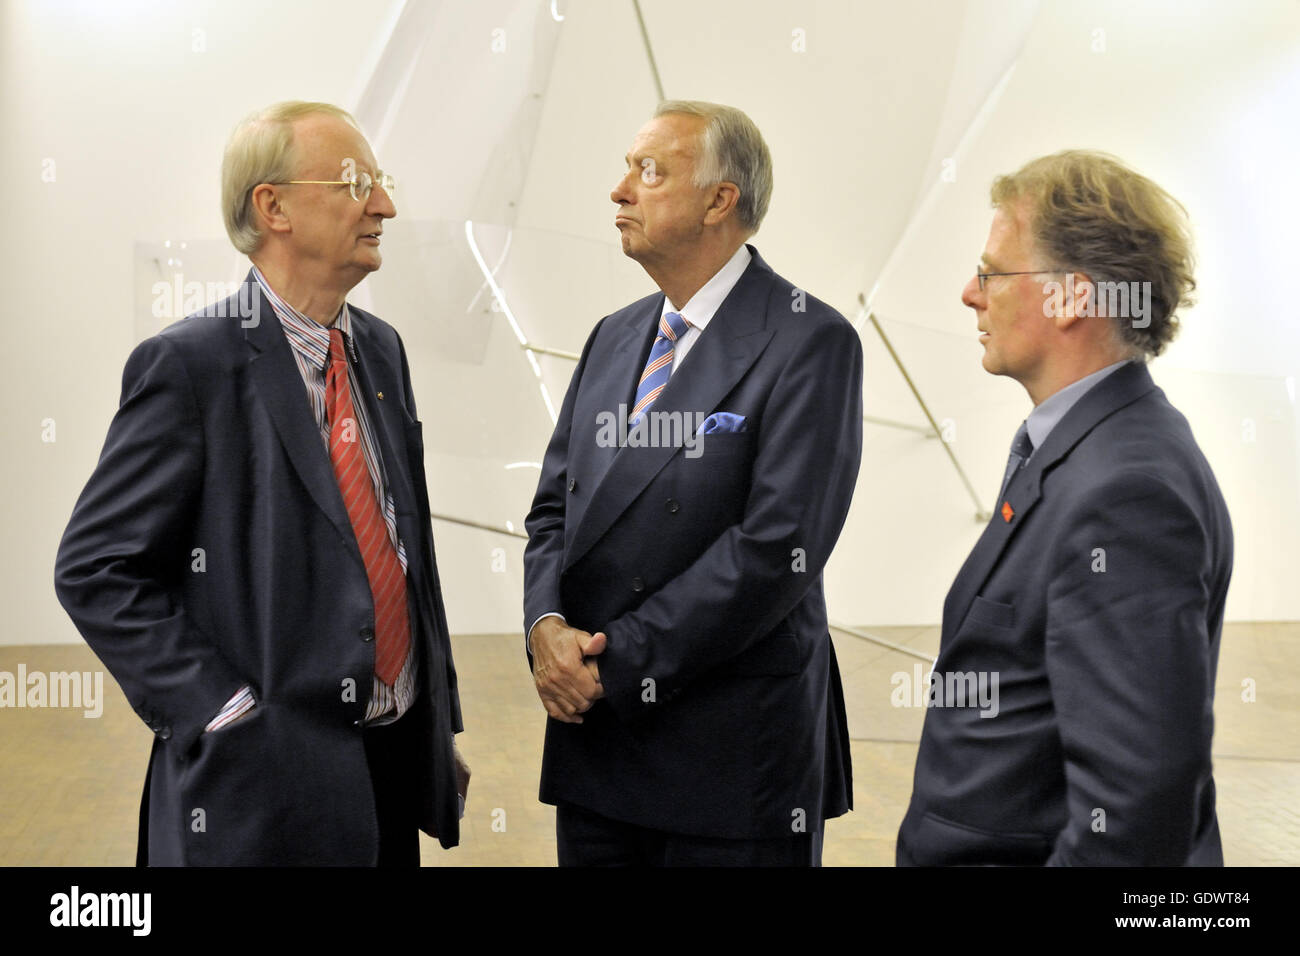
158, 726, 172, 740
568, 478, 577, 493
359, 626, 375, 642
631, 577, 644, 592
665, 499, 679, 513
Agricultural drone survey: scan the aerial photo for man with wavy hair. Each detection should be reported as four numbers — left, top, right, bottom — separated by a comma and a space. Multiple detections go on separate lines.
899, 150, 1232, 865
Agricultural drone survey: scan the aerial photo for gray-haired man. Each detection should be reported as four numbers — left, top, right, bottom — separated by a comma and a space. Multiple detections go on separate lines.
56, 101, 467, 865
524, 101, 863, 865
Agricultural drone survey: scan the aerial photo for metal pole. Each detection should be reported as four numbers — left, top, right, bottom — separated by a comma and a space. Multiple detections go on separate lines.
862, 301, 990, 522
829, 622, 936, 663
631, 0, 665, 101
431, 513, 528, 540
522, 343, 581, 361
864, 413, 936, 437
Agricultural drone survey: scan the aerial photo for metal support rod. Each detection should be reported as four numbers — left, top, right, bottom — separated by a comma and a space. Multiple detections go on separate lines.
631, 0, 665, 101
864, 413, 937, 437
829, 622, 935, 663
862, 301, 991, 522
522, 342, 581, 361
431, 513, 528, 540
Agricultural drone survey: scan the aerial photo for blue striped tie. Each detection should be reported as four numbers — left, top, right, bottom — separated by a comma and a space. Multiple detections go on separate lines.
630, 311, 691, 427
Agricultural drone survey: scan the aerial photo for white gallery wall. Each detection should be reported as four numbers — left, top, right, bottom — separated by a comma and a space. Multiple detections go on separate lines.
3, 0, 1297, 645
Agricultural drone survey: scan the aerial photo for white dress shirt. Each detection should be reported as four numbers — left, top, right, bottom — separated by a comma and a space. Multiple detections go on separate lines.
659, 243, 752, 373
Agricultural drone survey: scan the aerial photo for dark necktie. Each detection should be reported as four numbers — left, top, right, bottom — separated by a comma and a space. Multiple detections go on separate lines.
325, 328, 410, 686
998, 421, 1034, 503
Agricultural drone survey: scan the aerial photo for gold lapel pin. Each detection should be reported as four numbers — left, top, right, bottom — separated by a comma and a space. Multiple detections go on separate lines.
377, 391, 384, 400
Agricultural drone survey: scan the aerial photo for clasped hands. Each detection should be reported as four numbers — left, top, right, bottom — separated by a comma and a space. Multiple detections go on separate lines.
530, 617, 606, 724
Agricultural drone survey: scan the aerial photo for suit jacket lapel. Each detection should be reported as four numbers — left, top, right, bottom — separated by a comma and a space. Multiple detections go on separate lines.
349, 317, 456, 728
243, 274, 366, 575
942, 361, 1159, 633
564, 252, 778, 571
244, 274, 420, 580
562, 300, 662, 561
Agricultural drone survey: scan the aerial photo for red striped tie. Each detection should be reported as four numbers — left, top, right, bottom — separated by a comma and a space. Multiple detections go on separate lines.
325, 328, 410, 685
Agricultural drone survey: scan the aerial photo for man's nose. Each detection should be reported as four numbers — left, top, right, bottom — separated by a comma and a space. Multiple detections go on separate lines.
610, 170, 633, 206
961, 274, 981, 309
367, 184, 396, 219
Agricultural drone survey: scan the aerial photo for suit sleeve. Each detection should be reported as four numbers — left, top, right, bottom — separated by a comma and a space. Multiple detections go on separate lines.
1043, 470, 1216, 865
598, 316, 864, 721
521, 319, 604, 663
54, 334, 247, 755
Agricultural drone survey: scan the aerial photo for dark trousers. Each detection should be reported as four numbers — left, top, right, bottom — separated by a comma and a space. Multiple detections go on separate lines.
556, 802, 823, 867
363, 712, 421, 867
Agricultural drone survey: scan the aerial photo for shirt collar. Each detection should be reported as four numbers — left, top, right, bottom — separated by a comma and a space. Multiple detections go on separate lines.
251, 265, 351, 372
659, 244, 753, 332
1026, 358, 1134, 452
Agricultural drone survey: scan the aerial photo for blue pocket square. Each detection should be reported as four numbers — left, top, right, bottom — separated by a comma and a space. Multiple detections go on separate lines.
697, 412, 747, 435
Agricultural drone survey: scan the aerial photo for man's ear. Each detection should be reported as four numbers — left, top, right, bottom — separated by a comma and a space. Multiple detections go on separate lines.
250, 183, 293, 238
702, 181, 741, 227
1056, 270, 1094, 330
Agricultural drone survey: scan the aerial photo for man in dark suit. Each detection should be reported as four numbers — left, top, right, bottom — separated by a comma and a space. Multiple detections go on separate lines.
523, 100, 862, 866
898, 150, 1232, 866
54, 101, 467, 865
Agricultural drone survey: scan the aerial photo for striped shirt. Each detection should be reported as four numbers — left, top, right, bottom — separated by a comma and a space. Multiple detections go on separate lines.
204, 268, 417, 732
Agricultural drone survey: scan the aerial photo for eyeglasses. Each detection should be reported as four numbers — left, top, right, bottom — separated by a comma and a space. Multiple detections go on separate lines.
272, 170, 397, 203
975, 264, 1063, 292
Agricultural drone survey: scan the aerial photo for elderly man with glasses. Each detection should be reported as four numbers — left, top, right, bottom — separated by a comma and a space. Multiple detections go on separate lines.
55, 101, 468, 866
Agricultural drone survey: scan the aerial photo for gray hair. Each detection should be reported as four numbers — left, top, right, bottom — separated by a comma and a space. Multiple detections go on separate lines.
654, 100, 773, 234
221, 101, 360, 255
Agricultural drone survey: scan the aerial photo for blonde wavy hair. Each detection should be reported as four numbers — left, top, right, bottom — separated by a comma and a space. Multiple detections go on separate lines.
991, 150, 1196, 357
221, 101, 360, 255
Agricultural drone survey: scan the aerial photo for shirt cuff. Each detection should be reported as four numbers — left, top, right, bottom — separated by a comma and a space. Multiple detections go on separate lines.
527, 612, 566, 653
203, 684, 256, 732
